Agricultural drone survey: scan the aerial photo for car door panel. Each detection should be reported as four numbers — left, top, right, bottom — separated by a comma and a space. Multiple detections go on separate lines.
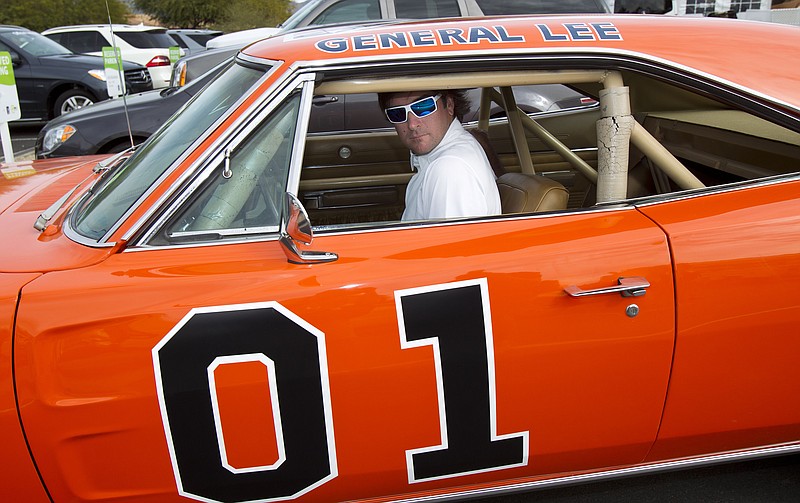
639, 180, 800, 461
15, 208, 673, 502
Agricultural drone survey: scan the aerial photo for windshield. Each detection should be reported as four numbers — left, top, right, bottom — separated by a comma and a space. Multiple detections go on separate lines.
71, 61, 268, 241
4, 30, 72, 56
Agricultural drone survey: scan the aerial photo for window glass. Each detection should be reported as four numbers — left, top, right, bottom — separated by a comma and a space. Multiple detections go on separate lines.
312, 0, 381, 25
165, 92, 301, 239
7, 30, 72, 56
189, 33, 221, 46
73, 62, 267, 241
66, 31, 105, 53
169, 34, 189, 49
117, 30, 177, 49
474, 0, 605, 15
395, 0, 460, 18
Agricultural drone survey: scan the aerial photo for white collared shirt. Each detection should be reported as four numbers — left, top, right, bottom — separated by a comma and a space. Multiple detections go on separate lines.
402, 120, 501, 221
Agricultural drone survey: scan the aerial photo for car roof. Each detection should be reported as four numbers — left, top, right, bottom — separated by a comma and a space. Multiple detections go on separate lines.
43, 24, 167, 33
0, 24, 29, 32
240, 15, 800, 110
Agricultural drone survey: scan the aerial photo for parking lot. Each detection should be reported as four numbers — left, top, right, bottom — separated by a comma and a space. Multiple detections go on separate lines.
1, 123, 39, 161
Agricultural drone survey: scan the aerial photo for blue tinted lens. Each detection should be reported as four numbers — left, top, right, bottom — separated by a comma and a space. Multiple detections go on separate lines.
410, 96, 437, 117
385, 106, 408, 123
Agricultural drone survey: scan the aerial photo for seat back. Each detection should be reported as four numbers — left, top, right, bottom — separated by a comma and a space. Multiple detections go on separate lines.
497, 172, 569, 214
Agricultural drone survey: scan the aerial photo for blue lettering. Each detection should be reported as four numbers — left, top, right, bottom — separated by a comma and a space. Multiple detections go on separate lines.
353, 35, 377, 50
316, 38, 349, 53
536, 24, 569, 42
379, 32, 409, 49
410, 30, 436, 46
591, 22, 623, 40
564, 23, 595, 41
437, 28, 467, 45
495, 25, 525, 42
468, 26, 500, 44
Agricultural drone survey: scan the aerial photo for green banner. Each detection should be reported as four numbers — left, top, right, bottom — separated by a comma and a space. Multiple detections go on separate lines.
102, 46, 125, 97
0, 51, 21, 122
169, 46, 181, 64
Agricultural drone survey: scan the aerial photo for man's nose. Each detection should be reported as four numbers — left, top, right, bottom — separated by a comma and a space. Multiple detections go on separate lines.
407, 113, 423, 129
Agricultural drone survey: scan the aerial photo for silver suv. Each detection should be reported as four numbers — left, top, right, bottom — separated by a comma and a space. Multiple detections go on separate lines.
279, 0, 609, 31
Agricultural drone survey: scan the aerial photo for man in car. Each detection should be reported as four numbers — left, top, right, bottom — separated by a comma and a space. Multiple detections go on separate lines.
379, 90, 501, 221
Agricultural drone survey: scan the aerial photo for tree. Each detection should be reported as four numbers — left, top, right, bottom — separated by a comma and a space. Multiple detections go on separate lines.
214, 0, 292, 32
0, 0, 130, 32
133, 0, 228, 28
133, 0, 292, 30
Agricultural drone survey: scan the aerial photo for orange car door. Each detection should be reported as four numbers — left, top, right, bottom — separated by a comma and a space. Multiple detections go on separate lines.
639, 180, 800, 461
14, 206, 675, 503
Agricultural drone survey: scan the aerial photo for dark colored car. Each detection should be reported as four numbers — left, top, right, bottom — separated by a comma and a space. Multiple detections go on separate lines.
170, 46, 238, 87
0, 25, 152, 121
37, 59, 227, 157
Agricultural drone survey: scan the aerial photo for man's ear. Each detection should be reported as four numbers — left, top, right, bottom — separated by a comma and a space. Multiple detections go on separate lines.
445, 95, 455, 116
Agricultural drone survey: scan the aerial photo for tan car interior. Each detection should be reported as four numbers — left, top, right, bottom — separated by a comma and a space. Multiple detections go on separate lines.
297, 67, 800, 229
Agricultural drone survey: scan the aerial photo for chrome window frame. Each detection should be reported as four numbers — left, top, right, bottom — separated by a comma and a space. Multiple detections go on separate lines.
133, 72, 317, 248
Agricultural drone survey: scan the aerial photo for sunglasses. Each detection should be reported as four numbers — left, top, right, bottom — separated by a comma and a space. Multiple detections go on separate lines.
384, 94, 442, 124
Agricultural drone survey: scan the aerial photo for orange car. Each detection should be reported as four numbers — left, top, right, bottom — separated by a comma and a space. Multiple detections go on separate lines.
1, 14, 799, 503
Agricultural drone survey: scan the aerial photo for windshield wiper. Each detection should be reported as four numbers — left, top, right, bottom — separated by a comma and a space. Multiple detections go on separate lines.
34, 147, 136, 232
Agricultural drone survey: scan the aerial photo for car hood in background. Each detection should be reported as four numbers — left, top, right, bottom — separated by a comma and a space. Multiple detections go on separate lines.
0, 157, 118, 273
38, 53, 143, 71
48, 87, 179, 129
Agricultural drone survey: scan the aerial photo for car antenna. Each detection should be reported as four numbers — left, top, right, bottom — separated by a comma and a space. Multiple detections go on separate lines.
105, 0, 135, 150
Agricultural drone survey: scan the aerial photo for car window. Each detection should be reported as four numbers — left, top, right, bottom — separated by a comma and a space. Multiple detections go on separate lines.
72, 62, 269, 241
311, 0, 382, 25
168, 34, 189, 49
63, 31, 107, 53
117, 30, 176, 49
280, 0, 331, 30
474, 0, 606, 14
309, 85, 598, 133
189, 33, 221, 46
4, 30, 72, 56
164, 92, 302, 239
395, 0, 461, 18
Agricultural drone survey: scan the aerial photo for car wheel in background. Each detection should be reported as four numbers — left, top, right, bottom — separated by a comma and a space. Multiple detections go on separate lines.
104, 138, 140, 154
54, 89, 95, 117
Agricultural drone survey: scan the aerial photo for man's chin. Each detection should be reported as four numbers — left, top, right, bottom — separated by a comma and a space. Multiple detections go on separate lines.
409, 141, 433, 156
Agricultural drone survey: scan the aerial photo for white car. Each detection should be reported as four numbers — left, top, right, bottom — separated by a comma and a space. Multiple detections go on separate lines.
42, 24, 184, 88
205, 27, 280, 50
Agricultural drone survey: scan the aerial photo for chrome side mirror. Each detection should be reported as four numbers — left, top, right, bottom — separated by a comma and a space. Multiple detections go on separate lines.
279, 193, 338, 264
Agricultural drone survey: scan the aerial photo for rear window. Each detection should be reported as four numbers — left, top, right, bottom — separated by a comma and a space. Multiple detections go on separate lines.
188, 33, 221, 46
475, 0, 606, 14
117, 30, 176, 49
395, 0, 461, 18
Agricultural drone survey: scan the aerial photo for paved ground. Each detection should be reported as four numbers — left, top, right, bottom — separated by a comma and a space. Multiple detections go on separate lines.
475, 454, 800, 503
1, 123, 39, 162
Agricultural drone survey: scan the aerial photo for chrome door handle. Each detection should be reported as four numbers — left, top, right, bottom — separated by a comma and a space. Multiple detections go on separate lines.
564, 277, 650, 298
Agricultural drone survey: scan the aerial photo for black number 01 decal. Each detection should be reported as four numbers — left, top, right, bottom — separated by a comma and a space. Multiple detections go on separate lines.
397, 279, 528, 482
153, 280, 528, 502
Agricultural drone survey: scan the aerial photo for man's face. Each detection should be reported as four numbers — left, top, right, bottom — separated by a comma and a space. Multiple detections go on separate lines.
385, 92, 454, 155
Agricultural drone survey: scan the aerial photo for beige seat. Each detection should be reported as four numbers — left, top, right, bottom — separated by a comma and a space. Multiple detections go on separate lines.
496, 172, 569, 214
